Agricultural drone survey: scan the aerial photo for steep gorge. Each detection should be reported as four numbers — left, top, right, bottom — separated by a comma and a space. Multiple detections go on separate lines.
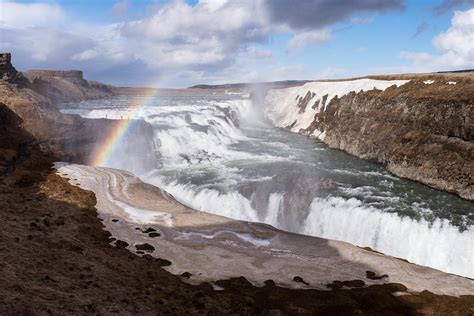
264, 77, 474, 200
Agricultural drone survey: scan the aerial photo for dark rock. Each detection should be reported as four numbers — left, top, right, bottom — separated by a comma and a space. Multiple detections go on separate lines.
366, 270, 388, 280
135, 243, 155, 252
148, 232, 160, 238
293, 276, 309, 286
155, 258, 172, 266
264, 280, 276, 287
0, 53, 28, 86
327, 280, 344, 290
181, 272, 192, 279
342, 280, 366, 288
328, 280, 366, 289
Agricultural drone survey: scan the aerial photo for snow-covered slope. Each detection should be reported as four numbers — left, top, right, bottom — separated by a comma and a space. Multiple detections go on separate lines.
264, 78, 409, 139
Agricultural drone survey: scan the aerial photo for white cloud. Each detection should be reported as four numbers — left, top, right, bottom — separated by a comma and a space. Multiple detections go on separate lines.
72, 49, 99, 61
0, 1, 65, 28
244, 47, 274, 62
286, 30, 330, 50
401, 8, 474, 71
0, 0, 403, 86
433, 8, 474, 60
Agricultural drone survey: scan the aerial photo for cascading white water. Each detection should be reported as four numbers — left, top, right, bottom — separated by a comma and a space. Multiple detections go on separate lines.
60, 93, 474, 278
264, 193, 284, 225
303, 196, 473, 277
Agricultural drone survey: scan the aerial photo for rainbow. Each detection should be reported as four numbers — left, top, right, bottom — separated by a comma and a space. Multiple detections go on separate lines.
89, 89, 158, 167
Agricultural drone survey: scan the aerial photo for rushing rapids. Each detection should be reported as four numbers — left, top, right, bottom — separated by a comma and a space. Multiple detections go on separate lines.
60, 92, 474, 278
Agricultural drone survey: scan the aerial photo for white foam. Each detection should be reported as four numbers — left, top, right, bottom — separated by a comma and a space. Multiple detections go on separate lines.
146, 177, 260, 223
302, 196, 474, 278
264, 193, 283, 226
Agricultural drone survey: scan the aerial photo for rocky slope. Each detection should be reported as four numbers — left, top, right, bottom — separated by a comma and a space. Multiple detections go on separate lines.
265, 76, 474, 200
0, 53, 154, 167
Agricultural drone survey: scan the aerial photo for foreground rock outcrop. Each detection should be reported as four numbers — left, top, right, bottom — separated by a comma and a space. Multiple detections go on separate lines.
265, 76, 474, 200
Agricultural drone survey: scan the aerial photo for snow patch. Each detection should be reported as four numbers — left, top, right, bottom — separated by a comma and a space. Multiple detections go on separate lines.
264, 79, 409, 132
423, 80, 435, 84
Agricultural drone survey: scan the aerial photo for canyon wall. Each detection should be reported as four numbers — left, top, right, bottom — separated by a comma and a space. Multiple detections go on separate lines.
23, 69, 114, 104
0, 53, 154, 168
264, 77, 474, 200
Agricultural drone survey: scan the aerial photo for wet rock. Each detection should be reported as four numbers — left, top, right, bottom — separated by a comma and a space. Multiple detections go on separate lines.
366, 270, 388, 280
111, 219, 119, 223
327, 281, 343, 290
293, 276, 309, 286
343, 280, 365, 288
155, 258, 172, 267
328, 280, 366, 289
135, 243, 155, 252
264, 280, 276, 287
181, 272, 192, 279
148, 232, 160, 238
142, 227, 156, 233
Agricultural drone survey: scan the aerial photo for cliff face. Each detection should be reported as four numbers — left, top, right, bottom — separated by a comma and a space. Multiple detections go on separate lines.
0, 53, 153, 167
265, 76, 474, 200
23, 69, 114, 104
0, 53, 28, 86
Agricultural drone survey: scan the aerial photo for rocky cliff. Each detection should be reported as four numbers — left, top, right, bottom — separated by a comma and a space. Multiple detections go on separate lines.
265, 76, 474, 200
0, 53, 153, 167
0, 53, 29, 86
24, 69, 114, 104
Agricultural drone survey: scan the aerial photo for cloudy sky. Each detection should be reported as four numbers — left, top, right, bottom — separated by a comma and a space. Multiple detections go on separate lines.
0, 0, 473, 87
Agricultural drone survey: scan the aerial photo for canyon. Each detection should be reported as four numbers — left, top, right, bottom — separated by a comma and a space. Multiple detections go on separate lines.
1, 53, 473, 314
265, 76, 474, 201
